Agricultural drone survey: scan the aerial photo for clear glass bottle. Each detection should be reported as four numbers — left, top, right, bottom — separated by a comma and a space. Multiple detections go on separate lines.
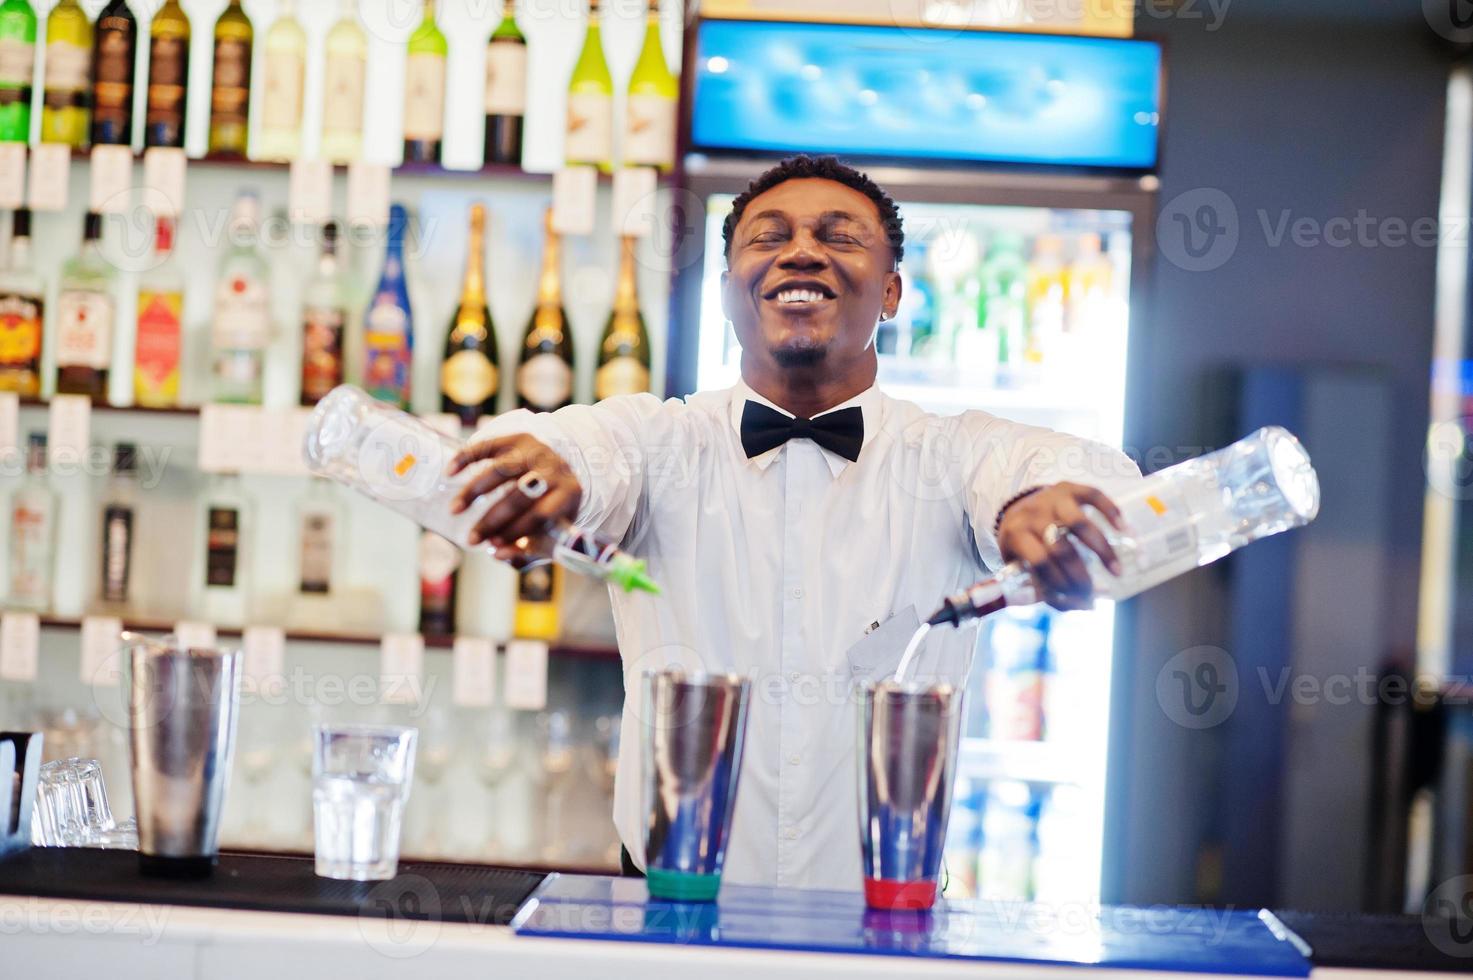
319, 0, 365, 164
0, 208, 44, 397
254, 0, 304, 162
301, 221, 345, 406
197, 471, 252, 627
55, 212, 115, 403
211, 191, 271, 404
97, 441, 137, 610
8, 432, 55, 611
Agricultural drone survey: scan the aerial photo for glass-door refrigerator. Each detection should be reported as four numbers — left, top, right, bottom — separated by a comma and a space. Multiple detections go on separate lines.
667, 17, 1164, 905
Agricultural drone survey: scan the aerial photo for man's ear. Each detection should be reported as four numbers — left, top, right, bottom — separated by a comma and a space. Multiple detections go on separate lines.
881, 269, 903, 320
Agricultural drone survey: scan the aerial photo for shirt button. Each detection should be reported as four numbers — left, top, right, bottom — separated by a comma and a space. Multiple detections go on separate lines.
792, 587, 805, 599
785, 828, 799, 840
788, 754, 800, 766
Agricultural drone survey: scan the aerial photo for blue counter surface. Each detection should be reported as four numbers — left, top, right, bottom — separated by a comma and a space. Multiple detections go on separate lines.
511, 875, 1314, 975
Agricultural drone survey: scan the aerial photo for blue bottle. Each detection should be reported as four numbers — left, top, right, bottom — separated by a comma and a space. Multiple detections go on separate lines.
363, 204, 413, 408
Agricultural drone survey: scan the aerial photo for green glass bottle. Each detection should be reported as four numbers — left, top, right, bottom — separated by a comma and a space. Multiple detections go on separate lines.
623, 0, 676, 170
208, 0, 252, 158
0, 0, 35, 143
144, 0, 189, 147
564, 0, 611, 170
402, 0, 446, 165
40, 0, 91, 149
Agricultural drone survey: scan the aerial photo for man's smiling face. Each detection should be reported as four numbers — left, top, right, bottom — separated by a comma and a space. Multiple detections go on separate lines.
722, 177, 901, 376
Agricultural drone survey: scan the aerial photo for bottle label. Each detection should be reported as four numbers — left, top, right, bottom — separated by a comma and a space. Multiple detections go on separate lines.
419, 531, 463, 583
211, 37, 251, 123
56, 290, 114, 369
299, 512, 334, 594
364, 301, 411, 405
212, 275, 270, 350
146, 36, 186, 137
206, 506, 240, 588
441, 349, 498, 407
134, 289, 183, 386
10, 500, 51, 602
1117, 482, 1199, 579
564, 91, 612, 164
43, 42, 89, 106
403, 53, 445, 141
485, 41, 527, 116
101, 503, 132, 603
93, 23, 133, 114
359, 416, 444, 503
302, 305, 345, 403
0, 293, 43, 368
0, 38, 35, 88
595, 356, 650, 400
518, 564, 554, 604
322, 52, 365, 136
624, 93, 676, 168
517, 352, 573, 409
262, 50, 304, 131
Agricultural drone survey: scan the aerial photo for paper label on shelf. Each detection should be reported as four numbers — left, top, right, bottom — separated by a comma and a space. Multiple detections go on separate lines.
89, 144, 134, 215
0, 391, 17, 458
380, 633, 424, 705
47, 394, 90, 466
551, 166, 597, 237
142, 147, 187, 217
503, 639, 548, 711
174, 621, 217, 652
0, 143, 25, 210
27, 143, 69, 212
0, 612, 38, 682
262, 407, 312, 476
347, 163, 390, 228
80, 616, 123, 687
198, 404, 266, 474
243, 625, 286, 696
288, 158, 333, 226
612, 166, 659, 239
452, 636, 496, 707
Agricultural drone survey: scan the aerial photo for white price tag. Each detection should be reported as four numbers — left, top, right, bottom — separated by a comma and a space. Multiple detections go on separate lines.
27, 143, 69, 212
260, 407, 312, 476
142, 147, 187, 216
452, 636, 496, 707
380, 633, 424, 705
346, 162, 390, 228
243, 625, 286, 696
47, 394, 91, 467
421, 412, 460, 439
289, 158, 334, 226
199, 404, 265, 473
503, 639, 548, 711
174, 621, 217, 652
551, 166, 597, 236
89, 144, 135, 215
0, 391, 17, 459
80, 616, 123, 687
0, 612, 39, 682
611, 167, 659, 238
0, 143, 26, 209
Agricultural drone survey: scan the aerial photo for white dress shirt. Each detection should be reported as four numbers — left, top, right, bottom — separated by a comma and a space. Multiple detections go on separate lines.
481, 380, 1137, 892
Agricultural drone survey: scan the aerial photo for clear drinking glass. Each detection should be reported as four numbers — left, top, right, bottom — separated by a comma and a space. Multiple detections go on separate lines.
311, 723, 418, 881
33, 757, 136, 848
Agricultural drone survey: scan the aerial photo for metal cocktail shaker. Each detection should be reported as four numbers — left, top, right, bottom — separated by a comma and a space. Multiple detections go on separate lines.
124, 633, 242, 877
640, 669, 751, 902
857, 679, 964, 910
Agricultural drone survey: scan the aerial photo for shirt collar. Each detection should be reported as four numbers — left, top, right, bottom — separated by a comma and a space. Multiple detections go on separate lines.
729, 379, 883, 477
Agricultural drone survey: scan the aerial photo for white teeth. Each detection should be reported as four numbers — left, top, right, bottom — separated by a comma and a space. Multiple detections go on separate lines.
776, 289, 826, 304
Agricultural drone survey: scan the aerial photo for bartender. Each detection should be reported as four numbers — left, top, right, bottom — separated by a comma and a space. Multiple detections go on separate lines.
451, 155, 1138, 892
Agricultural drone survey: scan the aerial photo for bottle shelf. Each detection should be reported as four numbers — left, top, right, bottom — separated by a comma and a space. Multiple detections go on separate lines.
17, 396, 200, 417
33, 614, 619, 661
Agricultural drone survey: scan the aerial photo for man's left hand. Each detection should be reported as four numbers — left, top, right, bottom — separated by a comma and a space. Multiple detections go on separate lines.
995, 482, 1126, 611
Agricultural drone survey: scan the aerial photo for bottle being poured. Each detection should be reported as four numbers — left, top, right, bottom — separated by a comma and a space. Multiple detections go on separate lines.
896, 427, 1319, 682
302, 384, 659, 594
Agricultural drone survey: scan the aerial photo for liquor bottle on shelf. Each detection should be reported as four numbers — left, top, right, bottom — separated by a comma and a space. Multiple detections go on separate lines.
144, 0, 188, 148
0, 0, 36, 144
320, 0, 366, 165
418, 530, 460, 637
301, 221, 346, 406
208, 0, 253, 158
98, 441, 137, 608
1063, 232, 1114, 335
296, 476, 343, 598
55, 211, 115, 403
90, 0, 136, 146
363, 204, 413, 409
440, 203, 498, 426
483, 0, 526, 167
1025, 234, 1066, 365
978, 232, 1027, 371
8, 432, 55, 611
41, 0, 91, 149
199, 471, 252, 627
0, 208, 43, 397
402, 0, 446, 166
211, 191, 271, 405
565, 0, 612, 170
516, 208, 574, 412
513, 560, 562, 640
624, 0, 676, 171
255, 0, 303, 162
595, 236, 651, 400
134, 214, 182, 408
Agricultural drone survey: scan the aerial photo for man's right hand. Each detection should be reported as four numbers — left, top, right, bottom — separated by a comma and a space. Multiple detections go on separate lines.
448, 434, 583, 561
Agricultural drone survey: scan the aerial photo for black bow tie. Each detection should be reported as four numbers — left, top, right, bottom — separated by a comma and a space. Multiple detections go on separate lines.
740, 401, 864, 462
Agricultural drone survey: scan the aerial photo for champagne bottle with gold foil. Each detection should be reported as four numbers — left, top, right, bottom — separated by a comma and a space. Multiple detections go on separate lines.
596, 236, 652, 400
440, 203, 499, 427
144, 0, 189, 148
516, 209, 574, 411
208, 0, 252, 158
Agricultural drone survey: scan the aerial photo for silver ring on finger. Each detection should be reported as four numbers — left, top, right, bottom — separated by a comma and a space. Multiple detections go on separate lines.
1042, 522, 1069, 548
517, 470, 549, 500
